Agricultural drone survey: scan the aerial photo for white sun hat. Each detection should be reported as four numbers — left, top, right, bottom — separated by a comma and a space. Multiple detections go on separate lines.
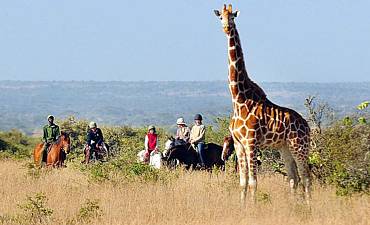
176, 117, 186, 125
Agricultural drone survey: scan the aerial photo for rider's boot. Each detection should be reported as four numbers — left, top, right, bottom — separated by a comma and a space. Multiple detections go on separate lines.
42, 143, 49, 163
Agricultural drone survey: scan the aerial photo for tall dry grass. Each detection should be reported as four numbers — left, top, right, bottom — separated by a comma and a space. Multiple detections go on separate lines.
0, 160, 369, 225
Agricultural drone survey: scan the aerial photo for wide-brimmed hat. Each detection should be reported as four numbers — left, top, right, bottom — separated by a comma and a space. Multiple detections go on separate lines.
176, 117, 186, 125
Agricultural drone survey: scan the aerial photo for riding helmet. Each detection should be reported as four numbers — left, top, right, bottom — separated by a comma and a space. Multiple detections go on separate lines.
194, 114, 203, 121
47, 115, 54, 120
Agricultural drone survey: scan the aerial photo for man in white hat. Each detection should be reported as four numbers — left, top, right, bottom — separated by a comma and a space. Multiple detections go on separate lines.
175, 117, 190, 145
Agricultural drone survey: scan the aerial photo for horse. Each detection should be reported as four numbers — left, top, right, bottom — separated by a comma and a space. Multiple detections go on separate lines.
137, 150, 163, 169
221, 135, 235, 161
33, 131, 71, 167
163, 137, 224, 170
83, 142, 110, 163
222, 135, 238, 172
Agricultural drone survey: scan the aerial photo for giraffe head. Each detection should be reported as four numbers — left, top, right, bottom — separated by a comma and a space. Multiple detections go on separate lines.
214, 4, 240, 34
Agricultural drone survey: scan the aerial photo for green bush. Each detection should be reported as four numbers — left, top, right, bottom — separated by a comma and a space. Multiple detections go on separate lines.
206, 117, 230, 145
17, 192, 54, 224
65, 199, 102, 225
76, 199, 102, 224
310, 122, 370, 195
0, 129, 37, 159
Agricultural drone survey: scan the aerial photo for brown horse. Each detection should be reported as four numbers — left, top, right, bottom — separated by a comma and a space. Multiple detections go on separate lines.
33, 131, 71, 167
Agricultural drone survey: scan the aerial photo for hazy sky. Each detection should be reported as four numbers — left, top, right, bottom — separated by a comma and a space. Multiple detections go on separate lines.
0, 1, 369, 82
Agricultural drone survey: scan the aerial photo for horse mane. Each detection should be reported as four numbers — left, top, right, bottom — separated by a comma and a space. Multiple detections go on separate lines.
54, 135, 62, 145
54, 132, 69, 145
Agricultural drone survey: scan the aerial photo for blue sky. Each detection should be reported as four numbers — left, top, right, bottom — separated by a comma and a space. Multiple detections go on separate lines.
0, 1, 369, 82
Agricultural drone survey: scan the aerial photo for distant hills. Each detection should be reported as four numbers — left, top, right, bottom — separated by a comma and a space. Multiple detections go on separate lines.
0, 81, 369, 135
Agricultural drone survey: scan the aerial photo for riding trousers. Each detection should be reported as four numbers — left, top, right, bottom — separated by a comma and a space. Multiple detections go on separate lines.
196, 142, 205, 165
41, 142, 52, 162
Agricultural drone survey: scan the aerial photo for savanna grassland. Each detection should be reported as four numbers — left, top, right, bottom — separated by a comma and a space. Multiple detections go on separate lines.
0, 160, 369, 225
1, 110, 369, 225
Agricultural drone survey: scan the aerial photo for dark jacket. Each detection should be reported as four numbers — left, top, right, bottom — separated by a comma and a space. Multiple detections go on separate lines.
86, 128, 104, 147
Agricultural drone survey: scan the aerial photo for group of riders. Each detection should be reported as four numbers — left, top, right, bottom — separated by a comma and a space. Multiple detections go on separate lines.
41, 115, 105, 164
40, 113, 208, 166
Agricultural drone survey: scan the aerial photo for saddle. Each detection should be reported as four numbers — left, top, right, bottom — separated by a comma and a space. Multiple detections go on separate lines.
47, 144, 53, 153
191, 143, 208, 151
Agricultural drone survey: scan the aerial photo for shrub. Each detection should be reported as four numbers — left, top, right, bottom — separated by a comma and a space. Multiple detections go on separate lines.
0, 129, 37, 159
77, 199, 102, 223
66, 199, 103, 225
310, 122, 370, 195
17, 192, 53, 224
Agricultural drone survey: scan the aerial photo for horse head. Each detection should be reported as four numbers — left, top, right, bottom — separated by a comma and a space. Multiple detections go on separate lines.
163, 136, 175, 157
221, 135, 234, 161
60, 131, 71, 154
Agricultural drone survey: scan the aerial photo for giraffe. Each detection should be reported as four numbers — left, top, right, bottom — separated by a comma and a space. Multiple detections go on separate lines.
214, 4, 311, 203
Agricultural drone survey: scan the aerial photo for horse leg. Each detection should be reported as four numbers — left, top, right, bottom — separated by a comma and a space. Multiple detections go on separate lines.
60, 151, 66, 167
85, 147, 90, 164
47, 147, 58, 167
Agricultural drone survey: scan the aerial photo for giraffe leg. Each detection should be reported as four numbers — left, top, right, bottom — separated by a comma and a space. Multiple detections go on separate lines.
245, 144, 257, 202
280, 147, 299, 194
290, 145, 311, 203
234, 141, 247, 205
297, 158, 311, 202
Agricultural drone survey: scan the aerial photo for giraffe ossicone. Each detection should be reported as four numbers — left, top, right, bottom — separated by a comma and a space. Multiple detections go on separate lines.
215, 4, 311, 204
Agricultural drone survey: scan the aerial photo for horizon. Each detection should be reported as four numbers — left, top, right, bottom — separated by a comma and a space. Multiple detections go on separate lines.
1, 80, 370, 84
0, 1, 369, 82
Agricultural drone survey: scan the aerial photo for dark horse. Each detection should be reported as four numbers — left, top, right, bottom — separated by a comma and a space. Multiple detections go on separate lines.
33, 131, 71, 168
222, 135, 238, 172
164, 139, 224, 170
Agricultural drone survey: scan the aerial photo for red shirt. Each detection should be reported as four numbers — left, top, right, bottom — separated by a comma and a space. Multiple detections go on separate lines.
147, 133, 158, 151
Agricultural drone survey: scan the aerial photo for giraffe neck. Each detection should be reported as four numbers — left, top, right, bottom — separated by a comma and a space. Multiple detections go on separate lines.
227, 26, 266, 102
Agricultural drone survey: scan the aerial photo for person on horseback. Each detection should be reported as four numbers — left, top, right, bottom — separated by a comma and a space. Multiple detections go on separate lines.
84, 121, 104, 164
144, 125, 159, 163
190, 114, 206, 167
41, 115, 60, 162
175, 117, 190, 146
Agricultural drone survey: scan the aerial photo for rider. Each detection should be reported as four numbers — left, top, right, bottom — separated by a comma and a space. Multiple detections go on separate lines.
144, 125, 159, 163
175, 117, 190, 145
189, 114, 206, 167
84, 121, 104, 163
42, 115, 60, 162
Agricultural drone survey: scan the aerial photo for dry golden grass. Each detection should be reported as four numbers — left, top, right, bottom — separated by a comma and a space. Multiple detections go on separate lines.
0, 160, 369, 225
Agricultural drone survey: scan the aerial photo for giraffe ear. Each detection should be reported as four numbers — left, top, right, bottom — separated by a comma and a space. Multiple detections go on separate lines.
233, 10, 240, 18
214, 10, 221, 17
